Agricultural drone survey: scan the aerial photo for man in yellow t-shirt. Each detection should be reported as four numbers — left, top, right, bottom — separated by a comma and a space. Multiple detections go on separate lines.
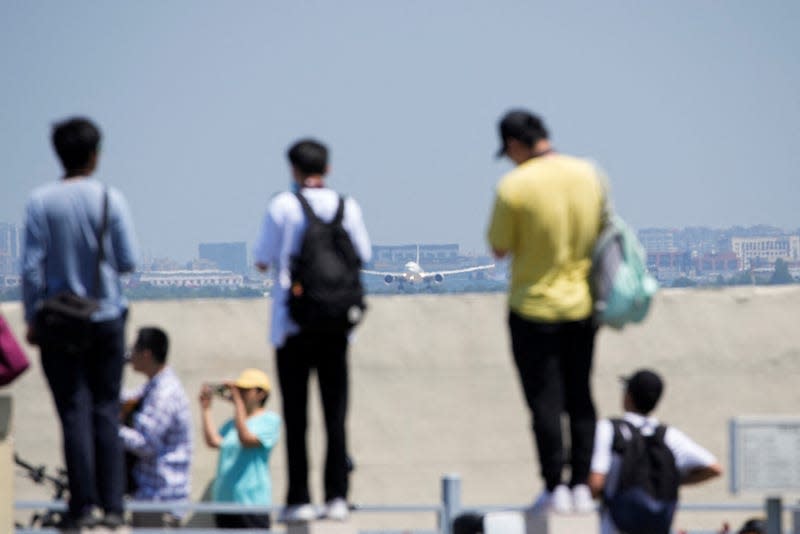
487, 109, 605, 514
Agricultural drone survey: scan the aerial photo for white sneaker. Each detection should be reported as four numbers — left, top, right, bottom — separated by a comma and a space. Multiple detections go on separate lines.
529, 484, 572, 514
571, 484, 595, 513
280, 503, 317, 523
551, 485, 573, 513
322, 498, 349, 521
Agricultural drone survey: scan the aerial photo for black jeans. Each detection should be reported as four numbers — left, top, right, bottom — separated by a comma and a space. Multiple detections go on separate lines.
277, 330, 349, 505
40, 315, 126, 519
508, 311, 597, 491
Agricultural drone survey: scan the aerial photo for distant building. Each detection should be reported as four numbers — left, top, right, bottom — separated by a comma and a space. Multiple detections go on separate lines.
198, 242, 248, 274
136, 270, 243, 288
188, 258, 217, 271
639, 228, 678, 254
0, 223, 22, 275
731, 235, 800, 270
646, 251, 693, 283
371, 244, 460, 269
695, 251, 740, 275
142, 256, 183, 272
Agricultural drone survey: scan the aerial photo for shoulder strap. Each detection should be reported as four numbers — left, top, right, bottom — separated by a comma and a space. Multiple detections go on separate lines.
610, 418, 628, 452
295, 192, 345, 227
594, 164, 613, 230
332, 196, 345, 225
610, 418, 647, 452
92, 188, 109, 298
294, 192, 320, 224
653, 424, 669, 442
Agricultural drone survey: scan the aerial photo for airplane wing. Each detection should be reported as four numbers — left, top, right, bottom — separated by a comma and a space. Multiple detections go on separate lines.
362, 269, 410, 284
361, 269, 405, 277
432, 264, 495, 275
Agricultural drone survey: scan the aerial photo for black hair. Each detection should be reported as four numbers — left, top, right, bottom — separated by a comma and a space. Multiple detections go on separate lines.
498, 110, 550, 151
627, 386, 662, 414
257, 389, 270, 407
739, 518, 765, 534
287, 139, 328, 176
135, 327, 169, 364
51, 117, 101, 172
624, 369, 664, 414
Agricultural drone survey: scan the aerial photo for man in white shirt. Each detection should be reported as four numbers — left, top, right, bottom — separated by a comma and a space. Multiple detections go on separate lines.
253, 138, 371, 523
589, 369, 722, 534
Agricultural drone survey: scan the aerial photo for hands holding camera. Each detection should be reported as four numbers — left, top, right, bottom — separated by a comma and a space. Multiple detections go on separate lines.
199, 381, 241, 409
200, 381, 243, 449
200, 370, 270, 450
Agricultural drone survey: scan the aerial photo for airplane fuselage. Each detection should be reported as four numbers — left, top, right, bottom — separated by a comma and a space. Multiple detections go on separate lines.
403, 261, 425, 283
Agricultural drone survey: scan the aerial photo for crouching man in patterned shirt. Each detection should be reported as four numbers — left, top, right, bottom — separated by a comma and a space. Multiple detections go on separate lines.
120, 327, 192, 528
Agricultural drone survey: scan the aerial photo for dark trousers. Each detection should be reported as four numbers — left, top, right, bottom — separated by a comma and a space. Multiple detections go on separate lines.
277, 330, 349, 505
40, 316, 126, 518
508, 311, 597, 491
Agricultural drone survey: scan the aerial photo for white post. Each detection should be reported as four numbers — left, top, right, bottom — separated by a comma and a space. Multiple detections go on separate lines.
441, 474, 462, 534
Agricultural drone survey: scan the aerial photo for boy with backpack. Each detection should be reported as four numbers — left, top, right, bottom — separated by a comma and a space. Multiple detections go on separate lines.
589, 369, 722, 534
253, 138, 371, 523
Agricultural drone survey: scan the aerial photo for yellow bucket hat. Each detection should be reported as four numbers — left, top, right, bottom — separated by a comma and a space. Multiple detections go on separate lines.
233, 368, 271, 393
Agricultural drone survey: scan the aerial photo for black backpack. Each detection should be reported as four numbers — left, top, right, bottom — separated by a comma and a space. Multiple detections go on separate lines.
605, 419, 680, 534
288, 192, 366, 334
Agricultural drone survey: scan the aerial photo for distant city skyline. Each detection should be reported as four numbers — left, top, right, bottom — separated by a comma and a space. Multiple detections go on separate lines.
2, 219, 799, 267
3, 219, 799, 292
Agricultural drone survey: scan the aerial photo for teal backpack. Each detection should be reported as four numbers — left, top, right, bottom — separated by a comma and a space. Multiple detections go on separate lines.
590, 215, 658, 328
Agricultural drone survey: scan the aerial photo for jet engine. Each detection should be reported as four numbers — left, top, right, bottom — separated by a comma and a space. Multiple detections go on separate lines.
433, 273, 444, 284
384, 274, 395, 284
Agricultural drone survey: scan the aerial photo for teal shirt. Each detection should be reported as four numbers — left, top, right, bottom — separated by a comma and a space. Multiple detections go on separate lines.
212, 411, 281, 505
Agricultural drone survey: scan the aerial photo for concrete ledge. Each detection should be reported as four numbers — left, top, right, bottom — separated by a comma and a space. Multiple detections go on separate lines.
7, 288, 800, 530
287, 519, 358, 534
0, 395, 12, 534
484, 510, 600, 534
0, 395, 10, 439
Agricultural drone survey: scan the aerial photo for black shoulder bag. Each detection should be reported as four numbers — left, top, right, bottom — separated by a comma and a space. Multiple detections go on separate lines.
34, 189, 108, 354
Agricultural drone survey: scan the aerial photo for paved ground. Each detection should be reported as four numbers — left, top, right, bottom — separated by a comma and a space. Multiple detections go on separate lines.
4, 285, 800, 531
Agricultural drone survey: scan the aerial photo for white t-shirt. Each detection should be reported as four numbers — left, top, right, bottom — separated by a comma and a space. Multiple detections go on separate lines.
590, 412, 718, 534
253, 188, 371, 348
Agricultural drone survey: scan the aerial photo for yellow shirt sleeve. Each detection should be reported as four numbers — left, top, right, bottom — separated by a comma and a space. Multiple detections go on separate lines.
487, 189, 514, 254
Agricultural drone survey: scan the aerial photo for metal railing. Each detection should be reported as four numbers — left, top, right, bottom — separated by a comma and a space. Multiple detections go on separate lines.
14, 474, 800, 534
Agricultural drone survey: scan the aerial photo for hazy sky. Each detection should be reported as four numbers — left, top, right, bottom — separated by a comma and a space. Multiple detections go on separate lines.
2, 1, 798, 262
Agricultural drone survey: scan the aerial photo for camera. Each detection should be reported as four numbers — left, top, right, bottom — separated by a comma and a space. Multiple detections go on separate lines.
208, 384, 230, 397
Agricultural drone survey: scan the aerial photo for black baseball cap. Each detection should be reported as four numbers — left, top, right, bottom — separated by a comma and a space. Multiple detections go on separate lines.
495, 109, 549, 158
620, 369, 664, 413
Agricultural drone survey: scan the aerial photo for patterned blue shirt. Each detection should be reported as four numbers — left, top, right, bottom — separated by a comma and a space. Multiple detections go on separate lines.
120, 367, 192, 501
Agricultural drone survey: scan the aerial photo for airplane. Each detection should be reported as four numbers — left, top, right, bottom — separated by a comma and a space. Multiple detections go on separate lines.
362, 246, 495, 287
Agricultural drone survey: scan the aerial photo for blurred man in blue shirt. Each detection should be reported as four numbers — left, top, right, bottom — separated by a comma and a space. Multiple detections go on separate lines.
21, 117, 139, 529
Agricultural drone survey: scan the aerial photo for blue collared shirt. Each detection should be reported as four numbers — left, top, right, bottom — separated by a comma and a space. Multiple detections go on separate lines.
120, 367, 193, 501
21, 177, 139, 323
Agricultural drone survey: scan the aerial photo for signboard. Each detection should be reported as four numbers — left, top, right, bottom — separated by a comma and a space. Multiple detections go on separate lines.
729, 416, 800, 494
